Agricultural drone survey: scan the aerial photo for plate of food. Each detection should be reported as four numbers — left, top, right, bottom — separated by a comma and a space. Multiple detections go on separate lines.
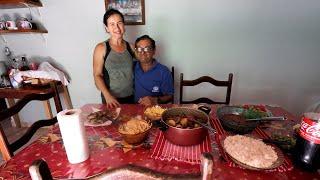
222, 135, 284, 170
144, 105, 166, 121
216, 105, 273, 134
84, 107, 121, 127
118, 117, 152, 144
241, 105, 270, 119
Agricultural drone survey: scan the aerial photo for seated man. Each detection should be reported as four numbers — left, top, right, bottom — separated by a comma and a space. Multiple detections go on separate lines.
134, 35, 174, 106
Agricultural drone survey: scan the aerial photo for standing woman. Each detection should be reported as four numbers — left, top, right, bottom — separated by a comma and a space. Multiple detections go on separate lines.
93, 9, 135, 108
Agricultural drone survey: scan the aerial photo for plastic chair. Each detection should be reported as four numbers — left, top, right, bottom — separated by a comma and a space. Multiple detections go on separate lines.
179, 73, 233, 104
0, 81, 62, 161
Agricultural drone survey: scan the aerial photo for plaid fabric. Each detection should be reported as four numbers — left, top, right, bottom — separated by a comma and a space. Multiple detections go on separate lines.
150, 131, 212, 164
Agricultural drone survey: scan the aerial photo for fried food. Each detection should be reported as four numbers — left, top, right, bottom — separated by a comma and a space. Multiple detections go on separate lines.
87, 109, 117, 124
224, 135, 278, 168
144, 105, 166, 120
119, 119, 151, 135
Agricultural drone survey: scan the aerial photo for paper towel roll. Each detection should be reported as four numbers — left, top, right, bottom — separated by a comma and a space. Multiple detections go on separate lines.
57, 109, 89, 164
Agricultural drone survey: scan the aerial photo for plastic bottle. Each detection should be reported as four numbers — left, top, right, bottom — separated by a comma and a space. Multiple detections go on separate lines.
294, 112, 320, 171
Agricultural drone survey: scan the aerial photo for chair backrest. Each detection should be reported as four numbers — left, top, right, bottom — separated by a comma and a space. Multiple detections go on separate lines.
170, 66, 174, 103
29, 153, 214, 179
0, 81, 62, 161
179, 73, 233, 104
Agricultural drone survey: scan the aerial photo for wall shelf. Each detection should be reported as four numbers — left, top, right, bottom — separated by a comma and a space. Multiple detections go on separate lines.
0, 0, 42, 9
0, 28, 48, 34
0, 0, 47, 43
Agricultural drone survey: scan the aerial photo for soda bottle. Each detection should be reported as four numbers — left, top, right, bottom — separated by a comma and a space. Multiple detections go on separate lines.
294, 112, 320, 171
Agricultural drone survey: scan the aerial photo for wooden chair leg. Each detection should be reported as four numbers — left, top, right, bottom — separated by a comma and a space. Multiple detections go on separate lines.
62, 86, 73, 109
43, 100, 53, 119
0, 126, 12, 161
6, 98, 21, 128
51, 82, 62, 112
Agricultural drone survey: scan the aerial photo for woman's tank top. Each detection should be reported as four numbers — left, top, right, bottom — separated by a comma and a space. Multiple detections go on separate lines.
103, 40, 134, 98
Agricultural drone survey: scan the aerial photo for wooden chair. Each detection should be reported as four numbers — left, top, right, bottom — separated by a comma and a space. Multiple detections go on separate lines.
170, 66, 174, 103
0, 81, 62, 161
179, 73, 233, 104
29, 153, 214, 180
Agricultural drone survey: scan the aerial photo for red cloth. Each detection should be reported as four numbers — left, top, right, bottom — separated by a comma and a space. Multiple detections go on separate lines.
151, 131, 212, 164
210, 105, 294, 172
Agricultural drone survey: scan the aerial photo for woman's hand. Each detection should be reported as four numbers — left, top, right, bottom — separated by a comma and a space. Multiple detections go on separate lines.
138, 96, 158, 106
105, 94, 120, 108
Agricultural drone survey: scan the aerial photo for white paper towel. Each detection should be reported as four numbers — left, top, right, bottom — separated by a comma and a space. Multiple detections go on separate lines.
57, 109, 89, 164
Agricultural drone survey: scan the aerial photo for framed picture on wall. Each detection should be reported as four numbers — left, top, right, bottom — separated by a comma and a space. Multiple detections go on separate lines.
105, 0, 145, 25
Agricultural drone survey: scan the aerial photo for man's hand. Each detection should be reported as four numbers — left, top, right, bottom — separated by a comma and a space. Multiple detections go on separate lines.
138, 96, 158, 106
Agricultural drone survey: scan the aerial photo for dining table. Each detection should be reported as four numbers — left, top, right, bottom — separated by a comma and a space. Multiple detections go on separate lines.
0, 103, 319, 179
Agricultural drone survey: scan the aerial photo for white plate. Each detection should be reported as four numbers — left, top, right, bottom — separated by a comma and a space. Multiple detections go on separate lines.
221, 136, 284, 170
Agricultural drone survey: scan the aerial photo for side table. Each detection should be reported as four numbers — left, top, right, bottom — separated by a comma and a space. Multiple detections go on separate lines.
0, 83, 73, 127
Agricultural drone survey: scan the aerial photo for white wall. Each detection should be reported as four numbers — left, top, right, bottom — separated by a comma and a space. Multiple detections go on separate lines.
1, 0, 320, 123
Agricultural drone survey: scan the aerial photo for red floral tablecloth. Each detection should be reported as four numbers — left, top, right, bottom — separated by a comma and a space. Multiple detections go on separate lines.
0, 104, 319, 179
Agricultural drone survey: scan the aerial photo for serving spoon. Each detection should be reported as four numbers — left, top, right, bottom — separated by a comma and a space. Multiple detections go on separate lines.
189, 119, 216, 134
246, 116, 287, 121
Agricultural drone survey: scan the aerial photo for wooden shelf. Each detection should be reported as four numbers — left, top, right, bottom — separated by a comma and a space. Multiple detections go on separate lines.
0, 0, 42, 9
0, 28, 48, 34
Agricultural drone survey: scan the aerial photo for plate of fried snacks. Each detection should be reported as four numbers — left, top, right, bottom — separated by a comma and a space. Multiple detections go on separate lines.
144, 105, 166, 121
84, 107, 121, 127
118, 118, 152, 144
222, 135, 284, 170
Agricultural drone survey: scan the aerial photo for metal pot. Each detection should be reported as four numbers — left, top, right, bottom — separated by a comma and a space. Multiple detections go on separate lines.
155, 107, 210, 146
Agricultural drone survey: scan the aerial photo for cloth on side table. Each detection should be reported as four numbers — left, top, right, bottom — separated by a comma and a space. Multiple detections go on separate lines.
13, 62, 69, 86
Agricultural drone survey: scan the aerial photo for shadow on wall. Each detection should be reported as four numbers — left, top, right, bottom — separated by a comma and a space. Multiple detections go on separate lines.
304, 100, 320, 113
1, 14, 11, 21
29, 56, 71, 82
124, 26, 144, 44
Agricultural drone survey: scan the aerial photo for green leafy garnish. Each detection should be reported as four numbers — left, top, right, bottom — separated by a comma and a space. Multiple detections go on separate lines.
242, 107, 268, 119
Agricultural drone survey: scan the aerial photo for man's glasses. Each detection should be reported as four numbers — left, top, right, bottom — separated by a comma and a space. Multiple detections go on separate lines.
135, 46, 153, 53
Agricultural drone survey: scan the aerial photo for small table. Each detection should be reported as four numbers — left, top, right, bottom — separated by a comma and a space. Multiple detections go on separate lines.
0, 83, 73, 127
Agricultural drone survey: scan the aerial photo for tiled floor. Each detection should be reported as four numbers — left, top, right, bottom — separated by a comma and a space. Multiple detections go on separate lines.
0, 118, 49, 164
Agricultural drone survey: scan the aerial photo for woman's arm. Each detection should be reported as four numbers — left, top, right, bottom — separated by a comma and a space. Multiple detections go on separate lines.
93, 42, 120, 108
